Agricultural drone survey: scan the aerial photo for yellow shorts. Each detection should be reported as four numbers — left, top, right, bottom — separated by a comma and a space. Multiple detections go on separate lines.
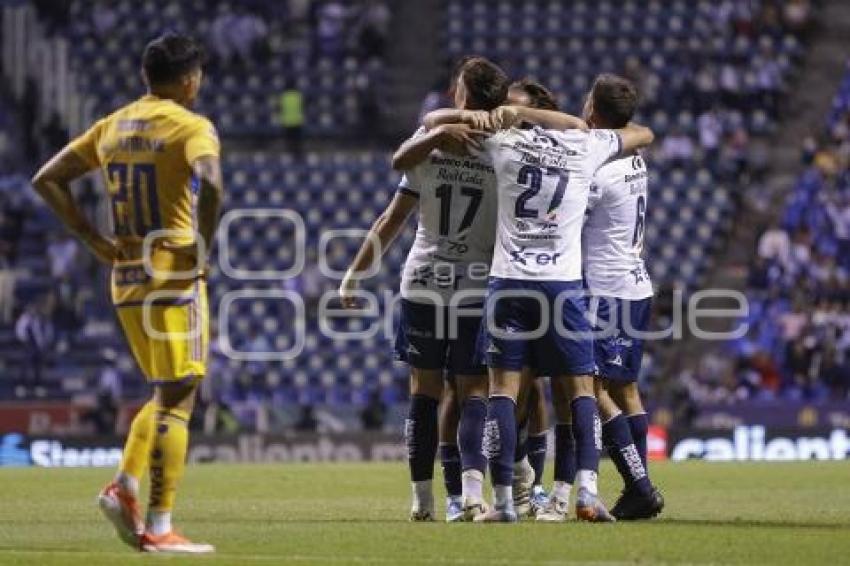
112, 259, 208, 383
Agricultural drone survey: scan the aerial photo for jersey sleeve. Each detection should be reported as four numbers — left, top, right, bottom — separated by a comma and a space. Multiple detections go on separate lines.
397, 172, 419, 198
395, 126, 429, 197
185, 118, 221, 164
66, 119, 105, 168
586, 129, 622, 172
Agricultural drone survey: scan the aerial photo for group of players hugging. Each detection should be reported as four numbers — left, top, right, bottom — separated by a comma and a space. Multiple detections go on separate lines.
340, 55, 665, 524
30, 32, 663, 555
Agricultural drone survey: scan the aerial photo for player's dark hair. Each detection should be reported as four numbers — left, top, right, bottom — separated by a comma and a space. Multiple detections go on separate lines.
510, 78, 559, 110
142, 33, 205, 86
451, 56, 509, 111
589, 74, 638, 129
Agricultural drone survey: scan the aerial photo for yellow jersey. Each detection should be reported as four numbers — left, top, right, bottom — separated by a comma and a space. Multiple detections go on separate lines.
66, 95, 219, 381
68, 94, 220, 251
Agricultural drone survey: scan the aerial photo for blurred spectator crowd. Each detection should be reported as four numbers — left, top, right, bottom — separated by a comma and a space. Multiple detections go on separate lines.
682, 60, 850, 405
2, 0, 842, 437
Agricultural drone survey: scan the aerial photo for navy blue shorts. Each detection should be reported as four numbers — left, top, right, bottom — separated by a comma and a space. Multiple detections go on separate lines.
591, 296, 652, 383
478, 278, 594, 377
394, 299, 487, 376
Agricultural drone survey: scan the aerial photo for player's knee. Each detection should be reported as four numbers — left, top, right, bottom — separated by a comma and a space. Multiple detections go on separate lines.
569, 374, 595, 399
621, 383, 644, 414
457, 374, 488, 401
154, 379, 199, 412
488, 369, 521, 400
552, 395, 571, 423
529, 386, 549, 433
409, 369, 443, 400
439, 395, 459, 441
608, 381, 644, 414
595, 382, 621, 421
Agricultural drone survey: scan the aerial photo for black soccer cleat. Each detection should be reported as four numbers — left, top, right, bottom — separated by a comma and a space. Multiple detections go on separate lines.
611, 486, 665, 521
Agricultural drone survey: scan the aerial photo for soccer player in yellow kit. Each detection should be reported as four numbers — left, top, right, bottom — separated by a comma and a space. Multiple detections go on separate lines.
31, 33, 223, 554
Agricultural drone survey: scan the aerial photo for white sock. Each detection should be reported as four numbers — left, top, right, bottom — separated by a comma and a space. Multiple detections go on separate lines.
551, 480, 572, 503
146, 510, 172, 536
115, 472, 139, 496
576, 470, 598, 495
462, 470, 484, 501
494, 485, 513, 508
412, 480, 434, 510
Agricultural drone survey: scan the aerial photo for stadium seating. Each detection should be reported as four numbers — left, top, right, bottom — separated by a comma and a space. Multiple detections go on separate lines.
442, 0, 804, 290
0, 1, 815, 418
724, 59, 850, 402
65, 0, 386, 138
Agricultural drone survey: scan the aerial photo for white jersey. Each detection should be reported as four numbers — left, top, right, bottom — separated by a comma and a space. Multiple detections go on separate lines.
478, 127, 622, 281
583, 154, 654, 300
398, 129, 497, 305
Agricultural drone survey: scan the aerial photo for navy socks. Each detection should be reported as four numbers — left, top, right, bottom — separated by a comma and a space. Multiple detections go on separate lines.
553, 423, 577, 483
440, 443, 462, 497
527, 433, 547, 486
483, 396, 516, 487
570, 396, 601, 474
458, 397, 487, 473
406, 394, 439, 482
628, 412, 650, 470
602, 413, 652, 495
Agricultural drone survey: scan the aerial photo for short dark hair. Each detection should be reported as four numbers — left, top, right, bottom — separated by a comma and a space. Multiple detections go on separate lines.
142, 33, 204, 86
510, 78, 559, 110
451, 56, 509, 111
590, 74, 638, 129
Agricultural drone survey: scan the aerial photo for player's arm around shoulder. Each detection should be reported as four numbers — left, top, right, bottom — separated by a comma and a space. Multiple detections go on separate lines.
490, 105, 589, 131
615, 122, 655, 155
422, 108, 492, 131
391, 123, 487, 171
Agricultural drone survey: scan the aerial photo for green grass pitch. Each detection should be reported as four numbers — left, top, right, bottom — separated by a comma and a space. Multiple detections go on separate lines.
0, 460, 848, 564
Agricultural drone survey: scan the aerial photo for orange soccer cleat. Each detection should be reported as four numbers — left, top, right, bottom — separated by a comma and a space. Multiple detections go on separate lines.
140, 530, 215, 554
97, 482, 144, 548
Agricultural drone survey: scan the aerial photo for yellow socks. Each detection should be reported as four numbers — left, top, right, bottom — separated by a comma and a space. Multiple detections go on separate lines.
148, 406, 190, 525
117, 401, 156, 492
